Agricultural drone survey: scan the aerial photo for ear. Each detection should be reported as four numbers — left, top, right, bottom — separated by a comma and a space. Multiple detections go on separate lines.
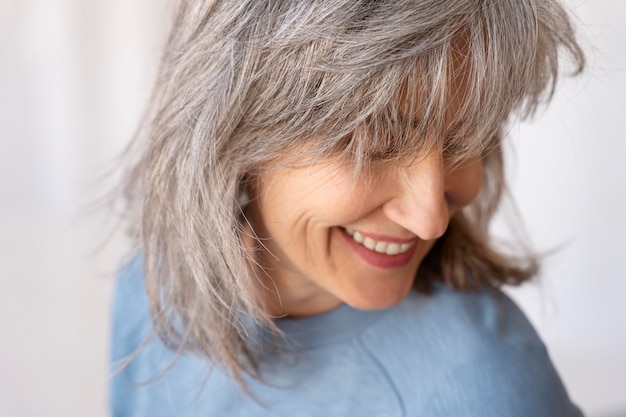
238, 172, 257, 208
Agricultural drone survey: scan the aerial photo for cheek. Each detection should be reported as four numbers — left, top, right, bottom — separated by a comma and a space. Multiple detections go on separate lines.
252, 169, 342, 237
258, 164, 374, 227
445, 159, 484, 209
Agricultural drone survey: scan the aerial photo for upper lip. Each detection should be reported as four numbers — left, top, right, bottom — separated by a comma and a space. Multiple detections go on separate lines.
343, 227, 419, 243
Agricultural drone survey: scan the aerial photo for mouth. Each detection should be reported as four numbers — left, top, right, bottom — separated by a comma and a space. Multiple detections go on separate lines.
340, 227, 419, 269
344, 228, 415, 255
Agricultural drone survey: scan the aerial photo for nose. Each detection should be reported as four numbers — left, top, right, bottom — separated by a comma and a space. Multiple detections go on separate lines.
382, 152, 450, 240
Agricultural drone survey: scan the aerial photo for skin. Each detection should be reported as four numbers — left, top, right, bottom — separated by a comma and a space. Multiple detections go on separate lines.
246, 151, 483, 317
247, 50, 482, 317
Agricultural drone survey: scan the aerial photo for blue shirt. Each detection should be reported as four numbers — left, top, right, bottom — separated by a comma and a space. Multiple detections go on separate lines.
110, 257, 584, 416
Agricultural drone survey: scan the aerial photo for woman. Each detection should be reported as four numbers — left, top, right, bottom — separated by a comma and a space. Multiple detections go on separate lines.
111, 0, 585, 415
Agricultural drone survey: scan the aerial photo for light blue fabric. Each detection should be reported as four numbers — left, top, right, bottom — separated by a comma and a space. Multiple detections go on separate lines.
110, 257, 584, 416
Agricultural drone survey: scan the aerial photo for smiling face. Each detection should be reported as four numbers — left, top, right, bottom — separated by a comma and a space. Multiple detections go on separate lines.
246, 48, 488, 317
246, 150, 483, 316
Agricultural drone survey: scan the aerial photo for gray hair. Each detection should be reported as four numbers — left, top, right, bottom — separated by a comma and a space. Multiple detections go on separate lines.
120, 0, 584, 385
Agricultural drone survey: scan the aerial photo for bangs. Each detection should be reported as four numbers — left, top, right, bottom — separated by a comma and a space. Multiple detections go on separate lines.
334, 47, 504, 171
241, 0, 578, 171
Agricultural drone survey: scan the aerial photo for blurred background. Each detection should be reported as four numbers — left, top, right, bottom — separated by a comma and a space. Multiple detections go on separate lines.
0, 0, 624, 416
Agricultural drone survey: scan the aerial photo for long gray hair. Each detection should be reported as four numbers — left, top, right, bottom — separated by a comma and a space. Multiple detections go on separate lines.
120, 0, 584, 385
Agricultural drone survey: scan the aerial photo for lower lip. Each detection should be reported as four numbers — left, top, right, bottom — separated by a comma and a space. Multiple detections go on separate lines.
339, 228, 419, 269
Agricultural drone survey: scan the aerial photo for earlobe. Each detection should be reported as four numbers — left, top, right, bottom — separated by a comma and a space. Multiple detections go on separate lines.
239, 171, 261, 207
238, 188, 250, 207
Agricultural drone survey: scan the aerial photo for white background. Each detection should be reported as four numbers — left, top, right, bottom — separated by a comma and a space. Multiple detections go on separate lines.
0, 0, 624, 416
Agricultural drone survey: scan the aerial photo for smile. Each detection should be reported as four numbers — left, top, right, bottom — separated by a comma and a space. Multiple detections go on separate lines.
344, 228, 415, 256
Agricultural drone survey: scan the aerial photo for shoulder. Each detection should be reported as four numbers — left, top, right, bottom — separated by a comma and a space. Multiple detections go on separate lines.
110, 255, 152, 353
109, 255, 169, 415
109, 254, 153, 375
369, 284, 544, 359
362, 285, 584, 417
109, 255, 227, 415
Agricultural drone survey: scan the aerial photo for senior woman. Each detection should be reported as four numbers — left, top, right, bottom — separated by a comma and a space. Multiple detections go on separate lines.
111, 0, 585, 415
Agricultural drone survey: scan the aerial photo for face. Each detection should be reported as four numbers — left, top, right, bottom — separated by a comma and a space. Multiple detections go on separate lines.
246, 151, 483, 317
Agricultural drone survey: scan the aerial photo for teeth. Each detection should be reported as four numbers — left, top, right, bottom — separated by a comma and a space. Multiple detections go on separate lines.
374, 241, 386, 253
386, 243, 400, 255
363, 236, 376, 250
344, 228, 414, 256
